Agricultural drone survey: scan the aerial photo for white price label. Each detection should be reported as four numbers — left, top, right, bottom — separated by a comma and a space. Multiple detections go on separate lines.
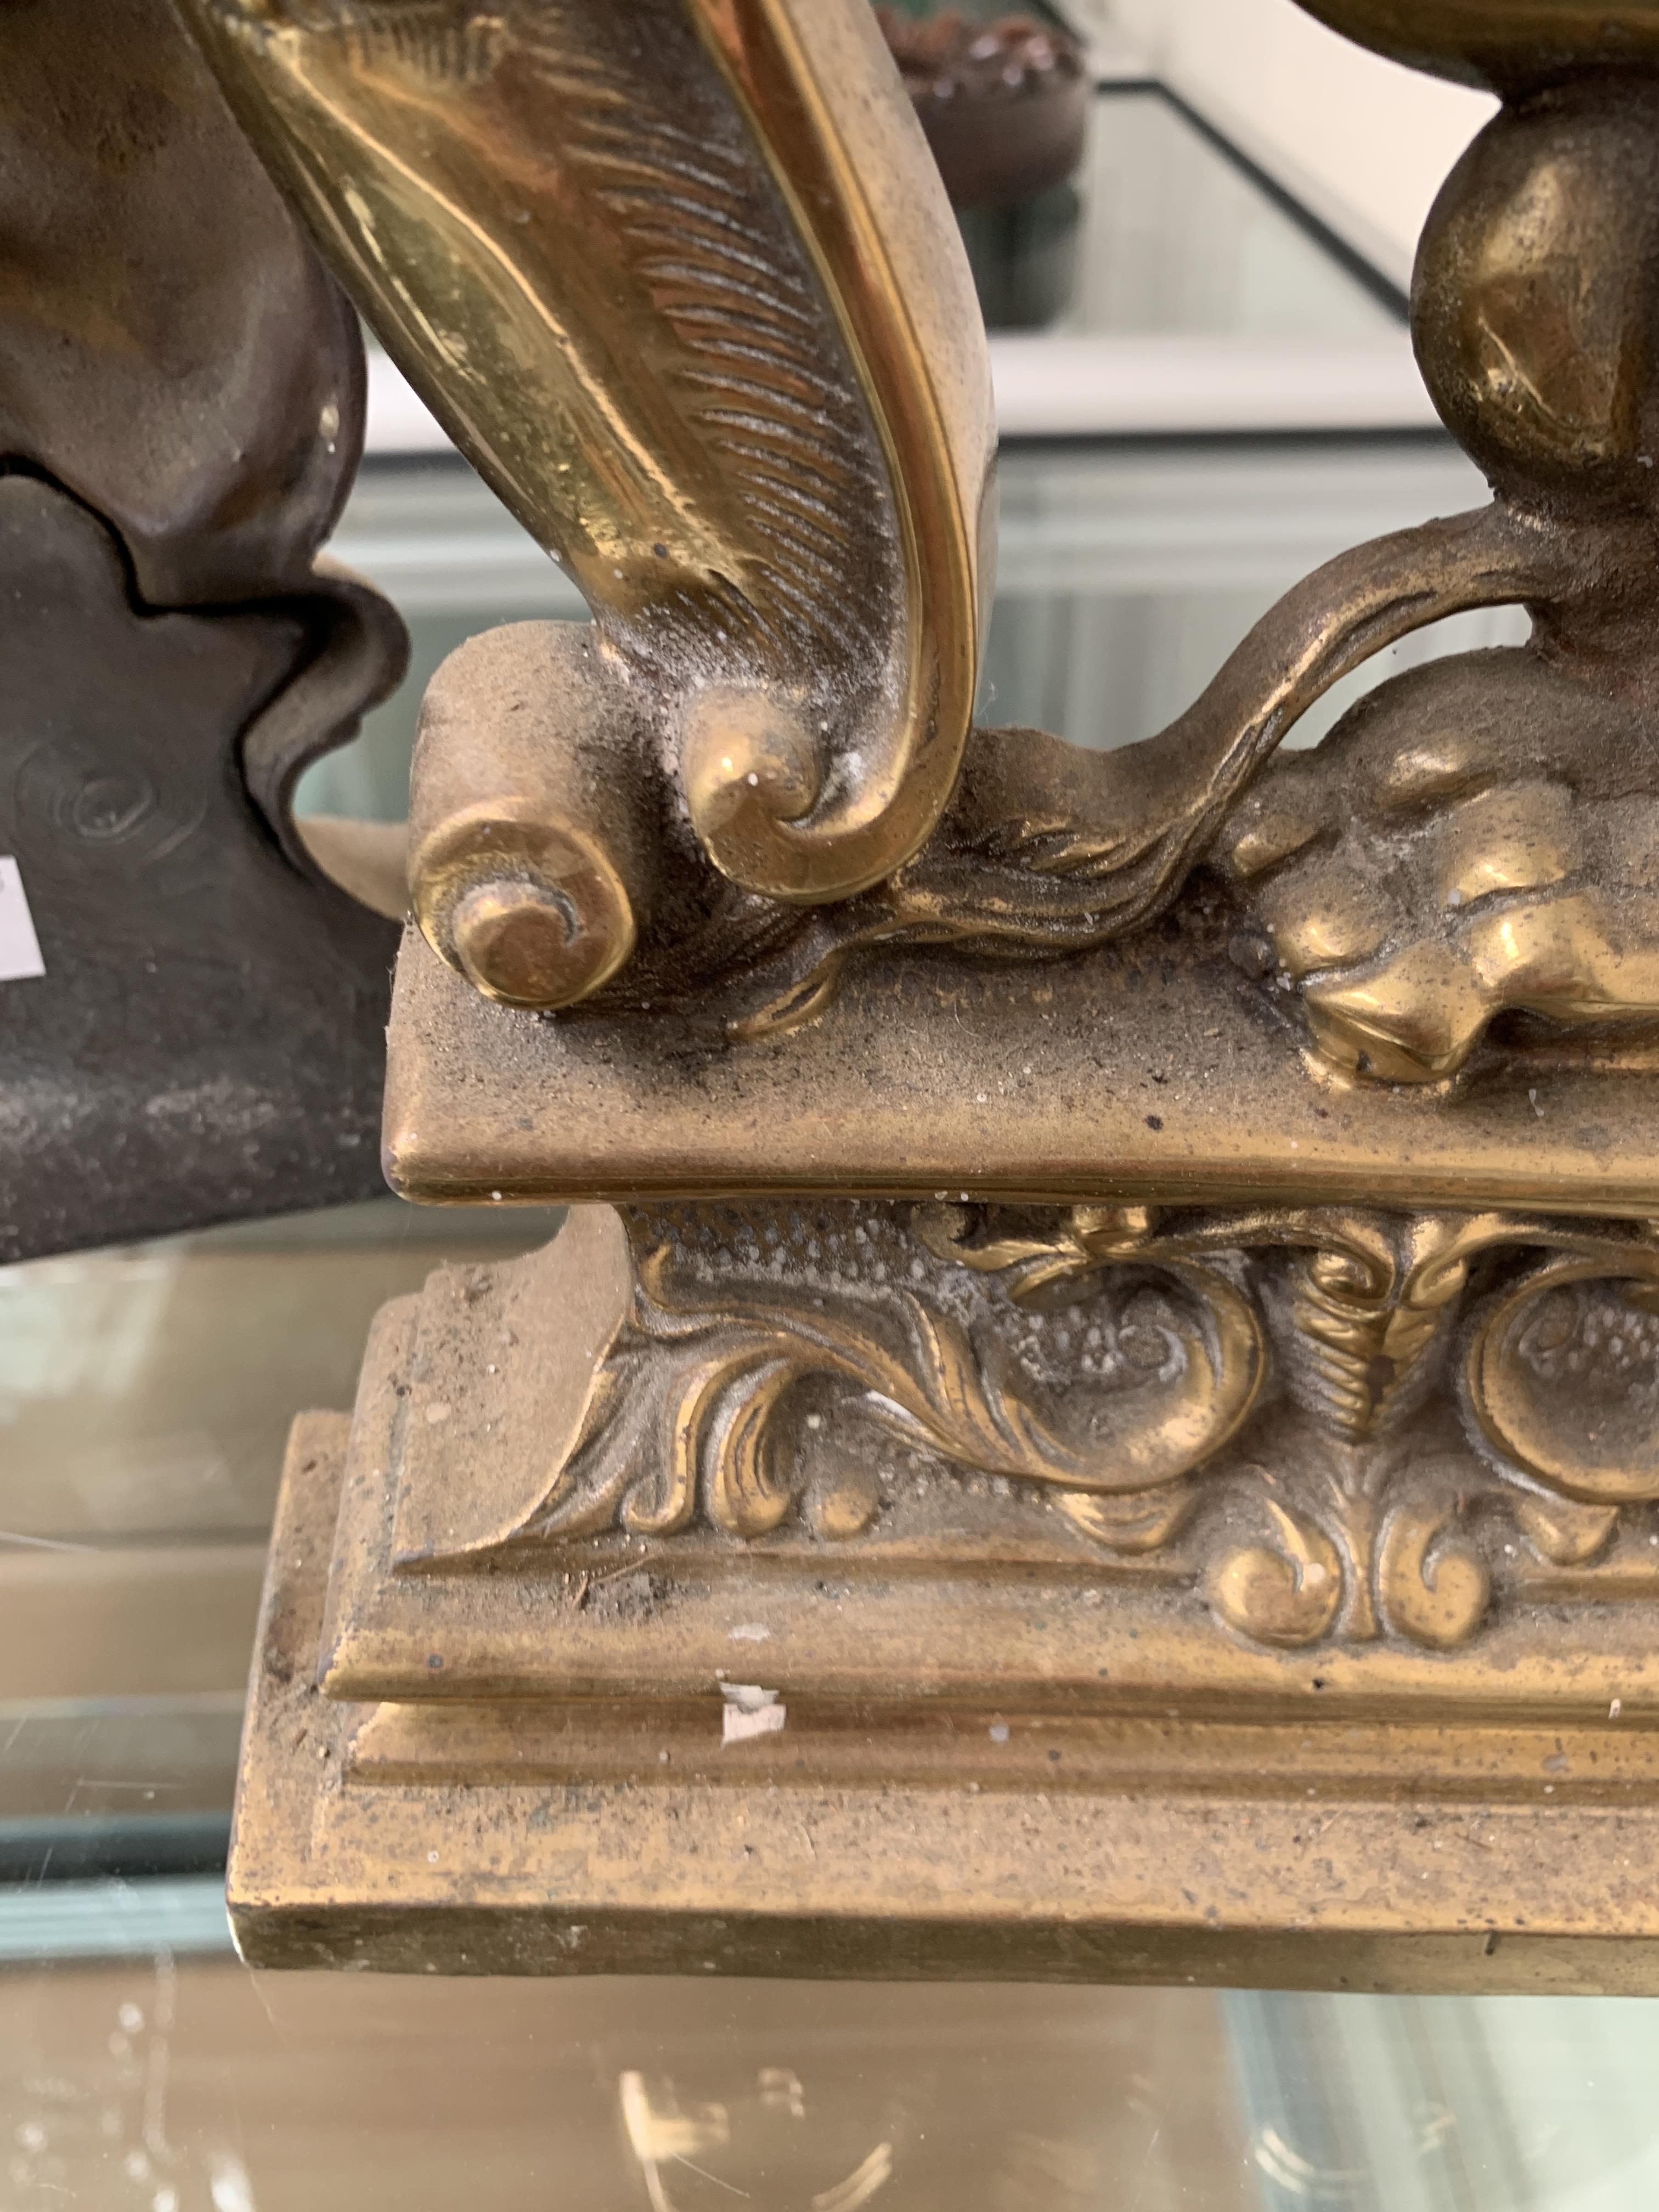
0, 857, 46, 982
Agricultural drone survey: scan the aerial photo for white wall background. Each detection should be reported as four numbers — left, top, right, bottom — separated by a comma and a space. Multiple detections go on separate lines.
1076, 0, 1497, 289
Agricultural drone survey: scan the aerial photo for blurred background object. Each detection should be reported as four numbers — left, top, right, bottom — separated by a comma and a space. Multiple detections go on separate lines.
878, 7, 1091, 207
1069, 0, 1496, 288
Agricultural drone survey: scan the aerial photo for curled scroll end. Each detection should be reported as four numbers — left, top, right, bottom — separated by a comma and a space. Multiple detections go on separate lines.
679, 682, 962, 907
679, 687, 820, 893
1466, 1258, 1659, 1506
1212, 1502, 1342, 1649
678, 0, 991, 902
405, 624, 652, 1012
413, 803, 638, 1013
1376, 1500, 1489, 1650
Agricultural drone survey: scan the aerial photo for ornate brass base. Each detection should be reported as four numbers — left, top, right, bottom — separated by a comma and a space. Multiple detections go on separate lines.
231, 1204, 1659, 1990
180, 0, 1659, 1989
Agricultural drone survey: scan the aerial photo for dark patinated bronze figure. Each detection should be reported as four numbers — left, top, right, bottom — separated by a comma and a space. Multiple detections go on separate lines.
0, 0, 407, 1262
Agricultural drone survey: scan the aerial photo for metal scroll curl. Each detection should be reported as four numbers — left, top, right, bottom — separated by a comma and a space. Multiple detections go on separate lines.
506, 1224, 1267, 1552
175, 0, 994, 966
1465, 1253, 1659, 1506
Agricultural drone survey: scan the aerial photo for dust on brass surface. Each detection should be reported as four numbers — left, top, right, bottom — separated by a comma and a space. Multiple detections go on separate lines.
383, 919, 1659, 1217
163, 0, 1659, 1987
315, 1204, 1659, 1675
232, 1402, 1659, 1988
230, 1202, 1659, 1984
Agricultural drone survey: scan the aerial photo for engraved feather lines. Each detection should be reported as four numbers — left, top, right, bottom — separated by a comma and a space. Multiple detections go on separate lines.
196, 1, 509, 83
196, 0, 898, 676
562, 91, 897, 672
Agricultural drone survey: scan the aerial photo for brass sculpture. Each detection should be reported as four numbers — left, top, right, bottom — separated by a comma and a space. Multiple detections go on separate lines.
179, 0, 1659, 1985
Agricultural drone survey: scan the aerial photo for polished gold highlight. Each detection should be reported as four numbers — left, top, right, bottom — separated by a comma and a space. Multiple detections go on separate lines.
176, 0, 993, 975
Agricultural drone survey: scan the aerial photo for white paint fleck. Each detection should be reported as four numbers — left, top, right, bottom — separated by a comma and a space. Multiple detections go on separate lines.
722, 1685, 786, 1744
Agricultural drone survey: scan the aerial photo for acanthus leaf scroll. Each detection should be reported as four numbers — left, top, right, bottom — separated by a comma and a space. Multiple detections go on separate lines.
382, 1199, 1659, 1657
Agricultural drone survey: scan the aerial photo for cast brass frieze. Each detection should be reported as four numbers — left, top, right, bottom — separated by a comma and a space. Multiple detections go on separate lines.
319, 1201, 1659, 1669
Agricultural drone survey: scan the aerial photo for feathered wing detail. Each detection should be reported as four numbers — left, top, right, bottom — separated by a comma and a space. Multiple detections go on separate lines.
176, 0, 993, 907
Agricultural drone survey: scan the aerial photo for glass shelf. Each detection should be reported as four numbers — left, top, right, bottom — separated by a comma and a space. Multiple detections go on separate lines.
965, 83, 1401, 340
0, 1914, 1657, 2208
301, 438, 1525, 824
0, 66, 1625, 2202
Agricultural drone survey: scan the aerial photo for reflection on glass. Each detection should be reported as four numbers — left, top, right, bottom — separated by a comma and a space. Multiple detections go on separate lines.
302, 441, 1527, 826
1062, 91, 1399, 341
0, 1951, 1657, 2208
938, 86, 1404, 338
957, 85, 1403, 337
959, 185, 1085, 332
0, 1201, 560, 1882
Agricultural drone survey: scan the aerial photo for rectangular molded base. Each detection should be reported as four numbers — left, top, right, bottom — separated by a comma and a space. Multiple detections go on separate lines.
383, 924, 1659, 1216
230, 1417, 1659, 1993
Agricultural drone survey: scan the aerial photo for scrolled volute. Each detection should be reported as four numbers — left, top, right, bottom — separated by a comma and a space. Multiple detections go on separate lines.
177, 0, 994, 1007
1465, 1252, 1659, 1507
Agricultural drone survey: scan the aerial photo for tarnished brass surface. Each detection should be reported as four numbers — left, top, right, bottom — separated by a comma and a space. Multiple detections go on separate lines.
175, 0, 993, 956
233, 1399, 1659, 1988
383, 922, 1659, 1214
228, 1191, 1659, 1977
310, 1204, 1659, 1686
1294, 0, 1659, 93
202, 1, 1659, 1981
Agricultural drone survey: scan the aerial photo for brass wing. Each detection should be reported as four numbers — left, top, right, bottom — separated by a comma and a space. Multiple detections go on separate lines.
174, 0, 994, 913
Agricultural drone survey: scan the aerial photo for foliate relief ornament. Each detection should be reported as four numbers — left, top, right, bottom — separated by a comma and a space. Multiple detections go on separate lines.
1218, 654, 1659, 1084
394, 1201, 1659, 1656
